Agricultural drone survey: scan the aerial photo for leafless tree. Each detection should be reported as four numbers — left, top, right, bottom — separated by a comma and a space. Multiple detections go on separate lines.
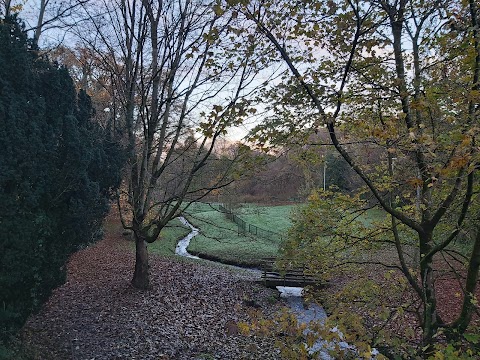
75, 0, 268, 288
2, 0, 90, 46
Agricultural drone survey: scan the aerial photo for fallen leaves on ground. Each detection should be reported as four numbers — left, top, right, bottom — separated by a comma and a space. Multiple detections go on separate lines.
19, 217, 282, 360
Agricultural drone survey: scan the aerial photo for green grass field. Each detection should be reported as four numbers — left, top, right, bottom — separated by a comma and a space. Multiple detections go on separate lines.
184, 203, 295, 267
132, 202, 387, 267
237, 204, 294, 234
147, 217, 191, 256
143, 202, 219, 257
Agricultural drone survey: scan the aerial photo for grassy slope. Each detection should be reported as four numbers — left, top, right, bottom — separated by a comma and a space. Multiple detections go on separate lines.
185, 204, 294, 267
147, 217, 192, 256
137, 203, 216, 257
237, 204, 294, 234
118, 218, 189, 257
132, 203, 384, 268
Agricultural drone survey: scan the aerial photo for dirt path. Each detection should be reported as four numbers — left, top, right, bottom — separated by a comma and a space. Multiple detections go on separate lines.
19, 217, 282, 360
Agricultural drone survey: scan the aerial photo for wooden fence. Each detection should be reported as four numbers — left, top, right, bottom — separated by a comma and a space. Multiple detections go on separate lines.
218, 204, 283, 242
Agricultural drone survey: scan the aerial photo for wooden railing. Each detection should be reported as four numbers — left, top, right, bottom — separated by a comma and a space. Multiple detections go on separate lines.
260, 258, 323, 288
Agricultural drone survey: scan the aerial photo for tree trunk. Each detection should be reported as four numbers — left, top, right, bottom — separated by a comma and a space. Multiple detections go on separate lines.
420, 231, 437, 353
453, 226, 480, 333
132, 232, 150, 289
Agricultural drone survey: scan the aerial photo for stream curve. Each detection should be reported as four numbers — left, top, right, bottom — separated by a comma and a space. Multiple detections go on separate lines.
174, 216, 370, 359
176, 217, 200, 259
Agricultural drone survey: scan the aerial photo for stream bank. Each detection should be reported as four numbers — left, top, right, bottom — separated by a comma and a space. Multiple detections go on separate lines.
175, 216, 382, 359
175, 216, 338, 359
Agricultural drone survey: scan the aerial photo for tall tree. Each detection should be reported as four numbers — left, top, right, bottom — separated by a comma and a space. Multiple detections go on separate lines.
75, 0, 269, 289
224, 0, 480, 353
2, 0, 90, 46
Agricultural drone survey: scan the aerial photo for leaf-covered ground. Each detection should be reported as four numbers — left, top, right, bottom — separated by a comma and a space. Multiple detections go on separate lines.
18, 216, 282, 359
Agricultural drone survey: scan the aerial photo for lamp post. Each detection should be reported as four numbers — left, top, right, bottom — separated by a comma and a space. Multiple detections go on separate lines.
323, 158, 327, 191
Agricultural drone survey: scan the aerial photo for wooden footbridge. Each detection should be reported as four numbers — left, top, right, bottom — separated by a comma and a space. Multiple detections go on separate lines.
260, 258, 324, 288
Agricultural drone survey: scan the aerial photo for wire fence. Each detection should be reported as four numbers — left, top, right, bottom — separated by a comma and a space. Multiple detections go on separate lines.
218, 204, 283, 243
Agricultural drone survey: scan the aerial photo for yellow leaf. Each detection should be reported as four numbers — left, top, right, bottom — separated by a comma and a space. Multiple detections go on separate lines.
213, 4, 224, 16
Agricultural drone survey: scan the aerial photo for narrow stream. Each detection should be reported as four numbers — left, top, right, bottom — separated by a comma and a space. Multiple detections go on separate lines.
175, 216, 372, 359
176, 217, 200, 259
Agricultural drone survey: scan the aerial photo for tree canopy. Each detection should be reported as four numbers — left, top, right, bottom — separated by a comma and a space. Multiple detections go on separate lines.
216, 0, 480, 355
70, 0, 274, 289
2, 0, 480, 357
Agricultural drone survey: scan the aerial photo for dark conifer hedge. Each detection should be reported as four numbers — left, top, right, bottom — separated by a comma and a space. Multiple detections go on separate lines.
0, 17, 125, 343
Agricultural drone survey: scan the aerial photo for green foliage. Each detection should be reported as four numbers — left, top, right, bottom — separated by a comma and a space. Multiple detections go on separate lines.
230, 0, 480, 353
0, 17, 124, 344
238, 306, 389, 360
324, 152, 353, 192
427, 329, 480, 360
284, 190, 387, 274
